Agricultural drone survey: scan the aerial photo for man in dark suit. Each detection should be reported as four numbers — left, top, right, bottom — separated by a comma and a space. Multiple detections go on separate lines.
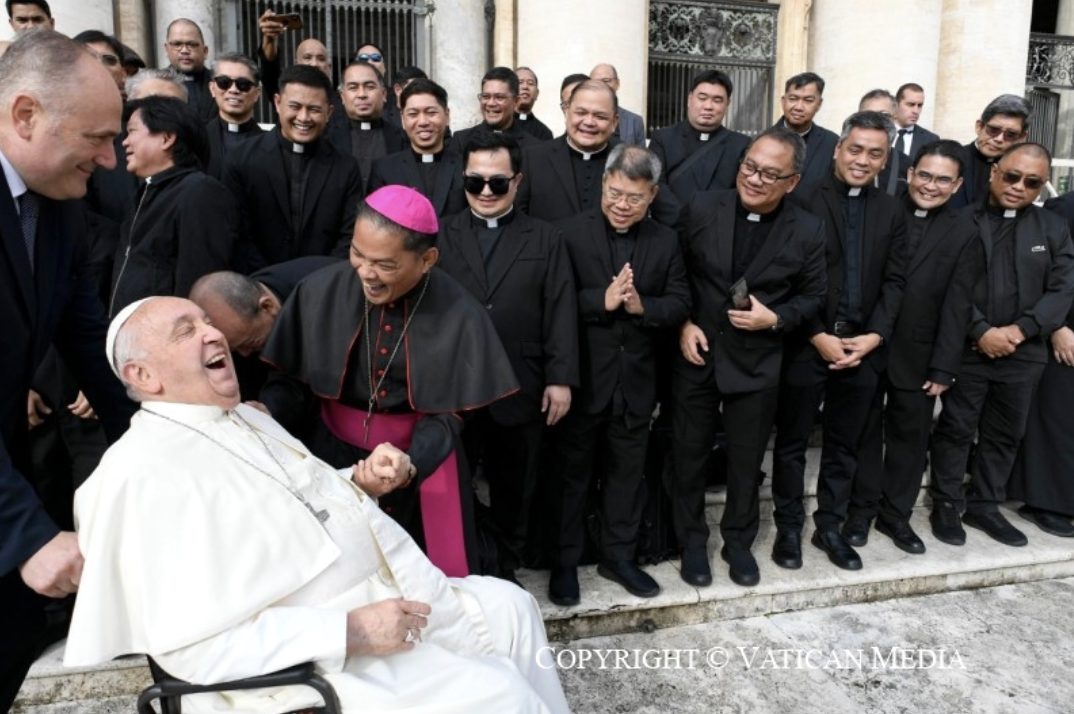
772, 72, 838, 195
948, 94, 1030, 211
892, 83, 940, 162
450, 67, 540, 154
590, 63, 645, 146
162, 18, 216, 121
850, 139, 982, 554
554, 144, 689, 603
772, 111, 907, 573
930, 143, 1074, 547
223, 65, 364, 272
515, 67, 554, 142
859, 89, 905, 196
517, 80, 619, 223
0, 31, 135, 710
673, 128, 826, 587
204, 52, 265, 181
367, 79, 467, 219
649, 69, 749, 207
325, 60, 407, 191
436, 132, 577, 582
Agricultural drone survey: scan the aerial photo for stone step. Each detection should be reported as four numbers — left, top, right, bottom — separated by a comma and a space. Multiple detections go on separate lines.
525, 503, 1074, 642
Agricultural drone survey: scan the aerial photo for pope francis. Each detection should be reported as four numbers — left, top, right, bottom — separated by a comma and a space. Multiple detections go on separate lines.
63, 296, 570, 714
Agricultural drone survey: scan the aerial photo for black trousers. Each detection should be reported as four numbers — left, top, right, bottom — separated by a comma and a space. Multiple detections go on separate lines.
772, 355, 881, 532
554, 408, 649, 565
851, 379, 937, 524
930, 358, 1044, 514
0, 573, 49, 711
462, 412, 544, 571
670, 359, 779, 552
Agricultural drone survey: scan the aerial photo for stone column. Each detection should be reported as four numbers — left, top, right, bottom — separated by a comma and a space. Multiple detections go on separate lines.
1051, 0, 1074, 164
154, 0, 216, 67
807, 0, 942, 133
493, 0, 515, 68
933, 0, 1032, 142
430, 0, 487, 129
515, 0, 649, 138
5, 0, 114, 38
771, 0, 812, 123
114, 0, 152, 65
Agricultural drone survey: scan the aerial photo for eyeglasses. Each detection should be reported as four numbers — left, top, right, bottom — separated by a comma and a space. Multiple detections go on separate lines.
738, 158, 796, 185
357, 52, 382, 62
911, 170, 956, 188
983, 124, 1025, 142
167, 40, 202, 51
463, 174, 516, 196
603, 186, 650, 207
478, 93, 514, 103
213, 76, 257, 93
999, 170, 1045, 191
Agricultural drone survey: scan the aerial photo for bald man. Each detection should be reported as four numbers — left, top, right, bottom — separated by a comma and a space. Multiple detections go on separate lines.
590, 63, 645, 146
163, 18, 215, 121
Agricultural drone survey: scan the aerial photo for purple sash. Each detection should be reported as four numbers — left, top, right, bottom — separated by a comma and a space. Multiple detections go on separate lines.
320, 400, 469, 577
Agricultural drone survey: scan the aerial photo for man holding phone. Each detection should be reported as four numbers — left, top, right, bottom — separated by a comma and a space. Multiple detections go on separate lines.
671, 127, 826, 588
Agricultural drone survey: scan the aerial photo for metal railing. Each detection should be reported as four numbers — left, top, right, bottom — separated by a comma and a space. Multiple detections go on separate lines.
647, 0, 778, 137
230, 0, 433, 122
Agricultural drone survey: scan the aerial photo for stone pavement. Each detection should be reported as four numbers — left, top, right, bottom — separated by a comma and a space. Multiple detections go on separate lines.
557, 577, 1074, 714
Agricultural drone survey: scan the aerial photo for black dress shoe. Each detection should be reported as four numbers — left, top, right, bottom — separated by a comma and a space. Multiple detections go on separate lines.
720, 546, 760, 586
930, 503, 966, 546
771, 529, 803, 569
811, 529, 863, 570
597, 559, 661, 598
841, 515, 871, 547
875, 518, 926, 554
548, 566, 580, 606
680, 548, 713, 587
1018, 505, 1074, 537
963, 510, 1028, 546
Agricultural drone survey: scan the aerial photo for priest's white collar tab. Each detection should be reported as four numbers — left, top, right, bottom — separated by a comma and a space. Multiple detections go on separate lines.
566, 136, 607, 160
472, 206, 514, 228
421, 153, 435, 163
848, 187, 862, 197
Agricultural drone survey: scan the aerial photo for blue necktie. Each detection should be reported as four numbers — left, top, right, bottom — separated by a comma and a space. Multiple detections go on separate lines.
18, 191, 38, 272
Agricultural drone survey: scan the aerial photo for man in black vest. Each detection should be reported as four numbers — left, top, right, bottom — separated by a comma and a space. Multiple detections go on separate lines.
436, 132, 577, 581
850, 140, 982, 553
650, 69, 749, 208
771, 72, 838, 195
554, 144, 690, 603
205, 52, 264, 180
367, 79, 467, 218
772, 111, 907, 573
673, 128, 826, 587
223, 65, 363, 272
930, 142, 1074, 547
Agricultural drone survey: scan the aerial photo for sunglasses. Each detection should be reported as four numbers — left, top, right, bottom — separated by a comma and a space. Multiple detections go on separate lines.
998, 170, 1045, 191
213, 76, 257, 93
357, 52, 383, 62
983, 124, 1024, 142
463, 174, 516, 196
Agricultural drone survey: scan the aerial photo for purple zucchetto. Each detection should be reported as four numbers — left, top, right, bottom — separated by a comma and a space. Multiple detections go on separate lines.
364, 185, 439, 235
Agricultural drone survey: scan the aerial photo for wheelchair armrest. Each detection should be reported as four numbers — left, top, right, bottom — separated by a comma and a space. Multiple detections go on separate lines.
137, 661, 342, 714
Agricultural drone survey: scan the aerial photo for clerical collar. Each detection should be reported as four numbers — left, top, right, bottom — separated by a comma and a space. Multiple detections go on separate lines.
351, 117, 382, 131
735, 197, 782, 223
277, 131, 317, 156
140, 400, 226, 424
987, 202, 1022, 219
691, 124, 721, 142
782, 117, 812, 139
470, 206, 515, 229
519, 112, 529, 120
566, 136, 609, 161
603, 217, 639, 237
412, 148, 443, 164
225, 117, 258, 134
832, 175, 864, 197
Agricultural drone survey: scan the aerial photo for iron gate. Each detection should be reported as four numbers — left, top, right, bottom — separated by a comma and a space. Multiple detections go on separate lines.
648, 0, 778, 137
229, 0, 433, 121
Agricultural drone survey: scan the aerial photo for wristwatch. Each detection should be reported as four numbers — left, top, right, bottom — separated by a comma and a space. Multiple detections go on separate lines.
770, 314, 784, 332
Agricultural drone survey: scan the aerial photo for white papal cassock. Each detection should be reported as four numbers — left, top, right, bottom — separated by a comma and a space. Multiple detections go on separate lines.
64, 401, 570, 714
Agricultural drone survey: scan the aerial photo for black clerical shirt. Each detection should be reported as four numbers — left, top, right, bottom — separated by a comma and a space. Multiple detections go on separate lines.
903, 198, 932, 259
568, 141, 611, 213
469, 206, 516, 265
349, 119, 388, 188
835, 180, 866, 324
413, 149, 444, 198
278, 135, 315, 242
732, 198, 781, 281
984, 204, 1021, 328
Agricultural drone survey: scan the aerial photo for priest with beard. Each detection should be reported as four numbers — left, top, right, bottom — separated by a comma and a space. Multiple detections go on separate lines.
261, 186, 519, 577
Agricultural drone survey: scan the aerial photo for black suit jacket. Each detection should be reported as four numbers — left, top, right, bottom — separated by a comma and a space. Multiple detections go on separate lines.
205, 117, 265, 181
902, 124, 940, 160
966, 203, 1074, 364
323, 117, 408, 160
789, 177, 908, 367
449, 119, 541, 155
179, 67, 218, 122
774, 118, 839, 195
1, 171, 133, 576
679, 190, 826, 394
223, 129, 364, 272
437, 210, 578, 425
560, 210, 690, 418
1045, 190, 1074, 239
886, 200, 982, 390
517, 113, 553, 142
367, 147, 468, 219
649, 121, 750, 205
